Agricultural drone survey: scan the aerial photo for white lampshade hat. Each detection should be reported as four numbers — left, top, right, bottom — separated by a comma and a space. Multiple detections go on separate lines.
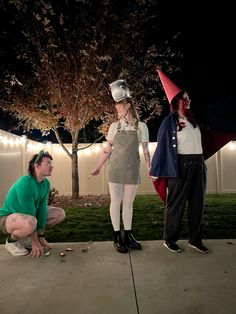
109, 79, 131, 102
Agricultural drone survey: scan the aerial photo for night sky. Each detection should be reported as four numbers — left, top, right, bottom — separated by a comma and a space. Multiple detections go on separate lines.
147, 1, 236, 142
158, 1, 235, 131
182, 3, 236, 132
0, 1, 235, 142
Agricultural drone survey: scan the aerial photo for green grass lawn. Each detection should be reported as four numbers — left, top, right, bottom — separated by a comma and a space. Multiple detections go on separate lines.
1, 194, 236, 244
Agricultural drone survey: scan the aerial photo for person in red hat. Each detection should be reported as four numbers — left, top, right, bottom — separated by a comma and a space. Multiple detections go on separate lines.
150, 69, 208, 254
91, 80, 150, 253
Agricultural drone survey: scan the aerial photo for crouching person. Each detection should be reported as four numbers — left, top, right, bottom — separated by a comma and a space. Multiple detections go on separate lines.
0, 150, 65, 257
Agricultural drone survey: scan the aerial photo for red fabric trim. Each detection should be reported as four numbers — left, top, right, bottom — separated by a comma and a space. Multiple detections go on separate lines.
152, 178, 167, 204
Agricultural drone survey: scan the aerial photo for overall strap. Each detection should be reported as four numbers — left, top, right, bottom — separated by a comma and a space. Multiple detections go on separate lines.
117, 121, 121, 130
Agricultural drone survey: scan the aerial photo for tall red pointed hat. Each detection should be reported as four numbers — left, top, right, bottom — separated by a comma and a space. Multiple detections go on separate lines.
157, 68, 182, 104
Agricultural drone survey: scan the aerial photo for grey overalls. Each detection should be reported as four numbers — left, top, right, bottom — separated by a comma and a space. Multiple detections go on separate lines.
108, 121, 141, 185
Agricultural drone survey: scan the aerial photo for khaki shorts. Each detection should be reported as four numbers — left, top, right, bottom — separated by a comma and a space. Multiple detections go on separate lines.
0, 216, 9, 234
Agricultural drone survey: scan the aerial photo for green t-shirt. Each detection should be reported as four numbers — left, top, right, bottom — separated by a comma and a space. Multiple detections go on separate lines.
0, 175, 50, 230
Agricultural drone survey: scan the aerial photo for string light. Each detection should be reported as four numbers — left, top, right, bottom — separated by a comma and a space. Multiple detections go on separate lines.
83, 149, 91, 156
0, 130, 235, 155
228, 141, 236, 151
93, 145, 101, 153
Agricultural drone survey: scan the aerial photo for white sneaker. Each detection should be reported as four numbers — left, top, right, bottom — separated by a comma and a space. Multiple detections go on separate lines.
19, 237, 32, 250
5, 238, 29, 256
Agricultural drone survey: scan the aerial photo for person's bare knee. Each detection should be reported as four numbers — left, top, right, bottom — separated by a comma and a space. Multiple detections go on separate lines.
22, 216, 37, 235
57, 207, 65, 223
6, 214, 37, 238
46, 206, 65, 228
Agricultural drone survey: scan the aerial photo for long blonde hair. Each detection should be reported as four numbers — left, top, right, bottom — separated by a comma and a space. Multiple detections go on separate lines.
119, 99, 139, 128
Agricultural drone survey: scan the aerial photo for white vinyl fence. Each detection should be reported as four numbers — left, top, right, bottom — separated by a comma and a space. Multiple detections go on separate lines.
1, 128, 236, 206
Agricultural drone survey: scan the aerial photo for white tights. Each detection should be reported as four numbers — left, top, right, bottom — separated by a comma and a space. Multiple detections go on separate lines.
108, 182, 138, 231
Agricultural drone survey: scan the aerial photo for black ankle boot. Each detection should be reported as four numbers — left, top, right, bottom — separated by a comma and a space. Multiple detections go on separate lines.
113, 231, 128, 253
124, 231, 142, 250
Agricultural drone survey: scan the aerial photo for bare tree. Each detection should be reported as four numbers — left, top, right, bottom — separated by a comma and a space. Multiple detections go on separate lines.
0, 0, 183, 198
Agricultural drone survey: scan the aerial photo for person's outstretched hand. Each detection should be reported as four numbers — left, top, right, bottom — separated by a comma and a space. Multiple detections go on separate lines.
29, 239, 44, 258
39, 236, 53, 250
150, 176, 158, 181
91, 167, 100, 176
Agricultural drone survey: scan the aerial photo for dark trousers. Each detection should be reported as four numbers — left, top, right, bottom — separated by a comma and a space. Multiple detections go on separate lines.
164, 154, 207, 243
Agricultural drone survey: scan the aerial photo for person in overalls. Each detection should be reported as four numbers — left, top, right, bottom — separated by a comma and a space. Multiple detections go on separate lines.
91, 80, 150, 253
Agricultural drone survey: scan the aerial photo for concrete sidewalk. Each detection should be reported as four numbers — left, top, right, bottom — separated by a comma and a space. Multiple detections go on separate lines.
0, 240, 235, 314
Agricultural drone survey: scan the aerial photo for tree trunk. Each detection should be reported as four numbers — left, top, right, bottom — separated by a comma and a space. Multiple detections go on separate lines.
54, 128, 80, 199
71, 138, 79, 199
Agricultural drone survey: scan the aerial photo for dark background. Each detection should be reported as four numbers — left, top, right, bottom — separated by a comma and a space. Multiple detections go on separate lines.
147, 1, 236, 141
182, 2, 236, 133
1, 1, 235, 142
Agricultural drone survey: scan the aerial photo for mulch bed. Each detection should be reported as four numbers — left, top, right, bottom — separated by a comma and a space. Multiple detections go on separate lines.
51, 194, 110, 208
